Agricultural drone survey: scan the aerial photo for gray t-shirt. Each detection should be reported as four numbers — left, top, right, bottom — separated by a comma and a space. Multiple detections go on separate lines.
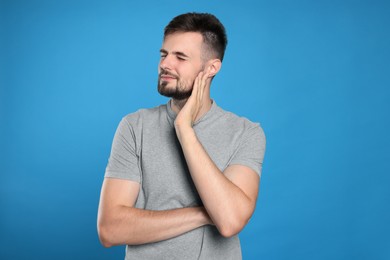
105, 100, 266, 260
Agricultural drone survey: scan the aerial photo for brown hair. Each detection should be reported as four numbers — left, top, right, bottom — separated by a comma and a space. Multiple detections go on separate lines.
164, 12, 228, 61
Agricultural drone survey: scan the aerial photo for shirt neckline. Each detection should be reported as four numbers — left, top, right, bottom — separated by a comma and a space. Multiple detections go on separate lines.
166, 99, 218, 126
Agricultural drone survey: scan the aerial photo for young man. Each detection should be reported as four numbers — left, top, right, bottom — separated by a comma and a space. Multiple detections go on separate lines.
98, 13, 266, 259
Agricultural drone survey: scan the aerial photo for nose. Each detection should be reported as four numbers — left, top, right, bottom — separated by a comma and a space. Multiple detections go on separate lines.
159, 55, 173, 71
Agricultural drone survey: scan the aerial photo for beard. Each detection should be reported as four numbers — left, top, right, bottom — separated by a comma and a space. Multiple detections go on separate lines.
157, 70, 194, 100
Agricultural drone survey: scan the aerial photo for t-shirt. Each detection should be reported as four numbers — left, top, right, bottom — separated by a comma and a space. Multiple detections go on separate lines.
105, 100, 266, 260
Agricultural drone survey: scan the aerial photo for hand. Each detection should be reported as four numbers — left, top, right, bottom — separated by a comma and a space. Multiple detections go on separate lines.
174, 67, 211, 129
199, 206, 214, 226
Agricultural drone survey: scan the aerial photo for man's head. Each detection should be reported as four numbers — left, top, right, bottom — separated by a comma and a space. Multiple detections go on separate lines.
158, 13, 227, 100
164, 13, 227, 62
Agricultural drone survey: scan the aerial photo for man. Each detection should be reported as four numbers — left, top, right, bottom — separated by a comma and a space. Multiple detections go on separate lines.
97, 12, 266, 259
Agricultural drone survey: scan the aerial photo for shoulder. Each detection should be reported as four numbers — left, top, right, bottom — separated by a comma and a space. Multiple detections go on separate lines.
214, 104, 265, 136
122, 104, 167, 125
211, 104, 266, 174
112, 104, 167, 138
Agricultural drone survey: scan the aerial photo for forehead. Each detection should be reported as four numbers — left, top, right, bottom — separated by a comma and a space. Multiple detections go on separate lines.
162, 32, 203, 57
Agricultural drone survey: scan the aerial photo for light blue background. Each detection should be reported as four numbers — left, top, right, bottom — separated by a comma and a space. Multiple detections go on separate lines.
1, 0, 389, 259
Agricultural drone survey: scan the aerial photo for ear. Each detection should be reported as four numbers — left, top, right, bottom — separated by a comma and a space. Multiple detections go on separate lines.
207, 59, 222, 77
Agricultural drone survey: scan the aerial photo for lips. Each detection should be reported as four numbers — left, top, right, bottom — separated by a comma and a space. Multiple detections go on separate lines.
160, 74, 177, 81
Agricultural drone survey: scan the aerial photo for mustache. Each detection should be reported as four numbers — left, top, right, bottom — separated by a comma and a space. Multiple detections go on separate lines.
159, 69, 178, 79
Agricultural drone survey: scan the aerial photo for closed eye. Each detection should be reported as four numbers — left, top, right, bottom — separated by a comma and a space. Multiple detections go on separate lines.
160, 49, 168, 59
159, 49, 189, 61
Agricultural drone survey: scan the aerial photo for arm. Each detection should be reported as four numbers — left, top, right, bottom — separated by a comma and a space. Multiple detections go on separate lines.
97, 178, 212, 247
175, 127, 259, 238
174, 71, 260, 237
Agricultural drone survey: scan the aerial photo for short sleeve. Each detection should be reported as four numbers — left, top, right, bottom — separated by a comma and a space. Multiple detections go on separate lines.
105, 117, 141, 182
229, 124, 266, 177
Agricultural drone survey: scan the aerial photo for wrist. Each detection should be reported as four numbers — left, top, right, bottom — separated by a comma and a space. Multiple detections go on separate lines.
196, 207, 213, 226
174, 123, 195, 142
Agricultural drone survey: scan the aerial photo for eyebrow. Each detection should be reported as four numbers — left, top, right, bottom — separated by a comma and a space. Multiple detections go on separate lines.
160, 49, 190, 58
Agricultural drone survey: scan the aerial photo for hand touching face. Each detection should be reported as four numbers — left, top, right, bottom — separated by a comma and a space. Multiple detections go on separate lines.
174, 67, 212, 128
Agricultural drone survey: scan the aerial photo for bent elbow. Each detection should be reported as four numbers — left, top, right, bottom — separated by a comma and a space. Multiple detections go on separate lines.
99, 234, 113, 248
219, 227, 237, 238
97, 221, 114, 248
217, 218, 247, 238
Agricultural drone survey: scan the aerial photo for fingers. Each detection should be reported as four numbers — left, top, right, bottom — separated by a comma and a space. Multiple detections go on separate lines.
194, 67, 211, 98
193, 67, 210, 104
187, 68, 210, 123
200, 67, 211, 101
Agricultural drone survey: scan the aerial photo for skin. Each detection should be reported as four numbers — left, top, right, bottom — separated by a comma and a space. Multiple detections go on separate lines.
97, 31, 260, 247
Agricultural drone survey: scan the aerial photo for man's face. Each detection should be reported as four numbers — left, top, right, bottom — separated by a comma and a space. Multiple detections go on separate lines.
158, 32, 205, 100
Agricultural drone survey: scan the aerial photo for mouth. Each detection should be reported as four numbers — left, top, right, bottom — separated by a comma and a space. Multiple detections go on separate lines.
160, 72, 178, 81
160, 75, 176, 81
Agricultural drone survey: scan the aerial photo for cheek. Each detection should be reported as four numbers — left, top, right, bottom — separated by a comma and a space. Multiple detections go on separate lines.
177, 75, 195, 89
185, 68, 200, 80
177, 63, 203, 82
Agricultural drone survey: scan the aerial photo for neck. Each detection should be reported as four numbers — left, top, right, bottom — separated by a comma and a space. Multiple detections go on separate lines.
171, 97, 213, 121
171, 99, 188, 111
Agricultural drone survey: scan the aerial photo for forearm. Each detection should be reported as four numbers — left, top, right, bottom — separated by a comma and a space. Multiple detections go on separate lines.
98, 206, 210, 247
175, 126, 255, 237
